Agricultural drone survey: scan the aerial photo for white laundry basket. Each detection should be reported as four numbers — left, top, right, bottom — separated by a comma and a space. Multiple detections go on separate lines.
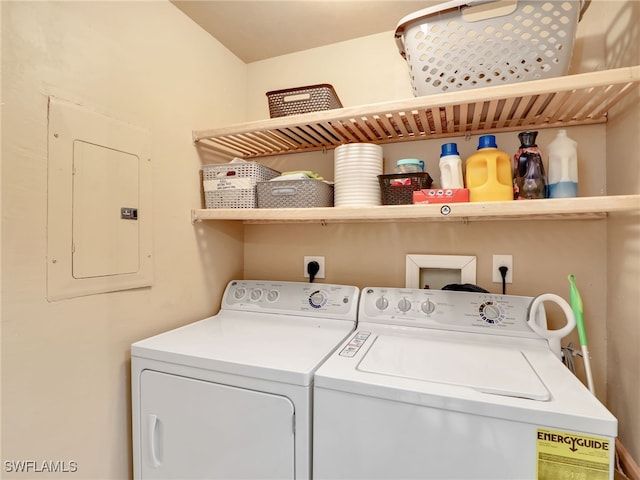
395, 0, 589, 96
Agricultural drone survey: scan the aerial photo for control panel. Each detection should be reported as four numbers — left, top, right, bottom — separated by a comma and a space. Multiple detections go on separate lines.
359, 287, 544, 337
222, 280, 359, 320
339, 331, 371, 357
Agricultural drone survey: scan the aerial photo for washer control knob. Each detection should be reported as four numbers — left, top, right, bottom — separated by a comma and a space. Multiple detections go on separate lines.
309, 290, 327, 309
479, 301, 505, 324
421, 299, 436, 315
233, 287, 247, 300
484, 304, 500, 320
375, 296, 389, 310
250, 289, 263, 301
266, 289, 279, 302
397, 297, 412, 312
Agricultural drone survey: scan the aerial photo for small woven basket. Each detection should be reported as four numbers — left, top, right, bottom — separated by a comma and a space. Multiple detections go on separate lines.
266, 84, 343, 118
202, 162, 280, 208
379, 172, 434, 205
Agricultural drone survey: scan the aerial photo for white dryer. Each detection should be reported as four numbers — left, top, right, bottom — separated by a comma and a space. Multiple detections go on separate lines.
131, 280, 359, 480
313, 287, 617, 480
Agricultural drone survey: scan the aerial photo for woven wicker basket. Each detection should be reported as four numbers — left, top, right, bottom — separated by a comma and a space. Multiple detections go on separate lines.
257, 179, 334, 208
266, 84, 343, 118
202, 162, 280, 208
379, 172, 434, 205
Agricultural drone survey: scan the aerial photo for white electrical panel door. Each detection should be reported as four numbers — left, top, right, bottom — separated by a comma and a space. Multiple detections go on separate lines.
139, 370, 295, 479
47, 97, 152, 300
72, 141, 139, 278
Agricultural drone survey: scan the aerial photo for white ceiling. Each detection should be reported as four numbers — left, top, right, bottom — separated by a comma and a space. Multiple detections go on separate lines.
171, 1, 438, 63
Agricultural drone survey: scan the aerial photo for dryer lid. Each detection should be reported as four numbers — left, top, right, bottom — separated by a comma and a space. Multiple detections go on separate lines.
357, 335, 550, 401
132, 312, 356, 386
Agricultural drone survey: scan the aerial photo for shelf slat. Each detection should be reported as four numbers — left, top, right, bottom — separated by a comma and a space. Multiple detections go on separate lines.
191, 195, 640, 225
193, 66, 640, 159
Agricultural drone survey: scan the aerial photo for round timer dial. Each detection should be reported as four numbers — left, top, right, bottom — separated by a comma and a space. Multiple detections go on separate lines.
309, 290, 327, 309
479, 301, 505, 324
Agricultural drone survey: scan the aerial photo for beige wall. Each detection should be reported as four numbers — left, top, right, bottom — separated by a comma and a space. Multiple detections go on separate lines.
1, 2, 245, 478
246, 31, 415, 120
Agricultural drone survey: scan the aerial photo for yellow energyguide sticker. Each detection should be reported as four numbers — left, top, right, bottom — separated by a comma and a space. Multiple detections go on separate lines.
537, 428, 611, 480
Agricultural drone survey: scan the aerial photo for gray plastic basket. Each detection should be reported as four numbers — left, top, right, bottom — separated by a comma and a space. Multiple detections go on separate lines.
395, 0, 588, 95
203, 162, 280, 209
257, 180, 334, 208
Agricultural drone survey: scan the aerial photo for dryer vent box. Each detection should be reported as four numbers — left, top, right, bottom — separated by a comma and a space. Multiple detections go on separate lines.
47, 97, 153, 300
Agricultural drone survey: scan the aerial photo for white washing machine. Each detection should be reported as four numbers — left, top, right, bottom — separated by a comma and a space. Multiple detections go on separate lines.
313, 287, 617, 480
131, 280, 359, 480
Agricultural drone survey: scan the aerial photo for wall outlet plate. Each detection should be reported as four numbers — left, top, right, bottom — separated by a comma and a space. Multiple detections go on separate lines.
492, 254, 513, 283
304, 256, 325, 279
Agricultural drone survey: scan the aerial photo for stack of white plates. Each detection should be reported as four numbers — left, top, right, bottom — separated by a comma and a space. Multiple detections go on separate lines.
334, 143, 383, 207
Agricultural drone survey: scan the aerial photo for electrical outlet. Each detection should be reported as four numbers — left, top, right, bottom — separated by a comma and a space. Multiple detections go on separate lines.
492, 255, 513, 283
303, 256, 325, 279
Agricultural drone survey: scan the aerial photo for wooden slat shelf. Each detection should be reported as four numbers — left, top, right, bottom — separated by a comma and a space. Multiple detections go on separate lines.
192, 66, 639, 225
191, 195, 640, 225
193, 66, 640, 159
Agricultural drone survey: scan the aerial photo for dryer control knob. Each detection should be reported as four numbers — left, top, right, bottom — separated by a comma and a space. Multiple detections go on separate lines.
397, 297, 412, 312
375, 296, 389, 310
250, 289, 263, 301
309, 290, 327, 309
233, 287, 247, 300
266, 289, 279, 302
421, 299, 436, 315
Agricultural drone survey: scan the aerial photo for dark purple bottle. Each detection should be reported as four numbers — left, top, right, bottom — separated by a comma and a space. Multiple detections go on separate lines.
513, 131, 547, 199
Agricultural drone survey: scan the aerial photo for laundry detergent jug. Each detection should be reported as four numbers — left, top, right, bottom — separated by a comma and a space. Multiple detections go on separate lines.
439, 143, 464, 189
465, 135, 513, 202
548, 130, 579, 198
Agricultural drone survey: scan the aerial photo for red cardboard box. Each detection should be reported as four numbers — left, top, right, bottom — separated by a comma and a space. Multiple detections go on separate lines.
413, 188, 470, 204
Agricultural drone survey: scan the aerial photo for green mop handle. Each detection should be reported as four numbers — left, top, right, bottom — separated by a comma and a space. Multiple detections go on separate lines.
568, 274, 587, 347
568, 274, 595, 394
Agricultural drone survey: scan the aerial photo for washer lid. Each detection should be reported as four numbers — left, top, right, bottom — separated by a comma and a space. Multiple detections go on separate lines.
358, 334, 550, 401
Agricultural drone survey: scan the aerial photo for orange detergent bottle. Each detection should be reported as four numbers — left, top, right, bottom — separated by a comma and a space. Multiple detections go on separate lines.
465, 135, 513, 202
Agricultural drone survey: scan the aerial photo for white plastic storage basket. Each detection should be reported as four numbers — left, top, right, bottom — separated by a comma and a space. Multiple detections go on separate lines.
202, 162, 280, 208
395, 0, 588, 96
